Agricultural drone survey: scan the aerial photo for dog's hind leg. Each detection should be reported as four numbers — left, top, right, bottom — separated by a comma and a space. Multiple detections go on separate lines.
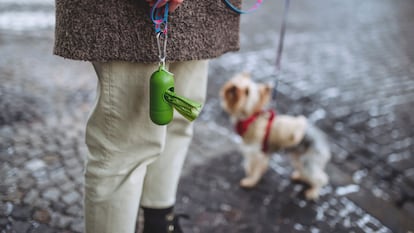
304, 167, 328, 200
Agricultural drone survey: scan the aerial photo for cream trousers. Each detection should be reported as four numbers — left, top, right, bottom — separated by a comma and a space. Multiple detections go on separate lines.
84, 60, 208, 233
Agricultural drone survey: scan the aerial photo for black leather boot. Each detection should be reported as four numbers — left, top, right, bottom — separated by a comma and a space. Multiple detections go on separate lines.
142, 206, 188, 233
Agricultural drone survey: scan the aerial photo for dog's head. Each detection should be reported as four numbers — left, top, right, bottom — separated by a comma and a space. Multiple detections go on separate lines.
220, 73, 272, 119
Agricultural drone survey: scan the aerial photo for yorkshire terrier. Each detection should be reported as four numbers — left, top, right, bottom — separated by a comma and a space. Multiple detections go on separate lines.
219, 73, 331, 200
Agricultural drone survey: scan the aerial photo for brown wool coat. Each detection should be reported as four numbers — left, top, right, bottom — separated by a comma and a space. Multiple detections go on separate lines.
54, 0, 241, 63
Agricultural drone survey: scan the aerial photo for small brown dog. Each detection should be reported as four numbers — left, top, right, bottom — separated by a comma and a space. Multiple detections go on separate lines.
219, 73, 331, 200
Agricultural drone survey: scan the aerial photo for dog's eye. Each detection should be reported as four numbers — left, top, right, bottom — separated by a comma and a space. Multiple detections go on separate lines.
245, 88, 249, 96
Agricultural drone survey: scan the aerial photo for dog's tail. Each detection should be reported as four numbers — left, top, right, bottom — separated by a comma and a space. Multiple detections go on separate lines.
307, 108, 327, 124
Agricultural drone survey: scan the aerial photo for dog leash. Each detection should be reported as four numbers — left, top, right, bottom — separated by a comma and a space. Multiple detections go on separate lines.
151, 0, 169, 67
224, 0, 291, 102
272, 0, 291, 101
223, 0, 263, 14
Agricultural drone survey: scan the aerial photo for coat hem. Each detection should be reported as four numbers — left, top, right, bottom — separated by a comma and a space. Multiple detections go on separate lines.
53, 47, 240, 64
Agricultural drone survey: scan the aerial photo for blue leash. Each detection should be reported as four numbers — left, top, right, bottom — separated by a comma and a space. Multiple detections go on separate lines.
151, 0, 170, 66
151, 0, 169, 34
223, 0, 263, 14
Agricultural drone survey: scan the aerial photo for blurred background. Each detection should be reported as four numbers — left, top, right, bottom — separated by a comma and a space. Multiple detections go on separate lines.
0, 0, 413, 232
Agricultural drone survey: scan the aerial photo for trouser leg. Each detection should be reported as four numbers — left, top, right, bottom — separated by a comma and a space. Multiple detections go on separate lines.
84, 61, 165, 233
140, 60, 209, 208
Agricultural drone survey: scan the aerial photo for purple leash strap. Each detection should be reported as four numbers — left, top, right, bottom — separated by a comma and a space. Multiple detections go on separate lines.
272, 0, 291, 100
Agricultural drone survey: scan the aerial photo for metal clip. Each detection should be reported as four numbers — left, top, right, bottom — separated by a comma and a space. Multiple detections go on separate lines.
156, 32, 168, 67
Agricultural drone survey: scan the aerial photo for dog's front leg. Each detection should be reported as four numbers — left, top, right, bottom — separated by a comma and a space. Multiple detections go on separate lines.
240, 146, 269, 188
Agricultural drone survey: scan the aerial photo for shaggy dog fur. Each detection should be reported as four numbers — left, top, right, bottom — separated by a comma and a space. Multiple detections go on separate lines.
220, 73, 331, 200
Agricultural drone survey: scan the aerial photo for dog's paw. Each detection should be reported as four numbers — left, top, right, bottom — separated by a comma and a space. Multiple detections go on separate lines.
305, 188, 320, 201
240, 178, 257, 188
290, 171, 302, 181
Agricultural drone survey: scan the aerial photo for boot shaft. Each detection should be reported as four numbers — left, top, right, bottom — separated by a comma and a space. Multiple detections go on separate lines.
142, 207, 184, 233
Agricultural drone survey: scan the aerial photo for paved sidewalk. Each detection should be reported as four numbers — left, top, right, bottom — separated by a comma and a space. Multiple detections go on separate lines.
1, 0, 414, 232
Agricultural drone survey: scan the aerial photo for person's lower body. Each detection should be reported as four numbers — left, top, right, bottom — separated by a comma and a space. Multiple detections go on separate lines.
84, 60, 208, 233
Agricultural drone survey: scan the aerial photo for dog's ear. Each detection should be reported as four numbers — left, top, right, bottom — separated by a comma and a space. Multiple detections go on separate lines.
259, 83, 272, 100
265, 82, 274, 90
265, 83, 272, 95
251, 83, 271, 113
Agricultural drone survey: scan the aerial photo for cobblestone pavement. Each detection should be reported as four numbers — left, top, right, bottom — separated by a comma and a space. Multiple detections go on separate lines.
1, 0, 414, 232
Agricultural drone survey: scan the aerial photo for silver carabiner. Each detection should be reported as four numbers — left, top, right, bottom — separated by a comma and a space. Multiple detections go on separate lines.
156, 32, 168, 67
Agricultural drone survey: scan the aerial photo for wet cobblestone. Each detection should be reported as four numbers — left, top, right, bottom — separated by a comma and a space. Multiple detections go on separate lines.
1, 0, 414, 232
190, 0, 414, 231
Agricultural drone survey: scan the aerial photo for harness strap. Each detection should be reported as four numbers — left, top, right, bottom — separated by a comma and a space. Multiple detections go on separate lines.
262, 110, 275, 152
235, 112, 261, 136
235, 109, 276, 153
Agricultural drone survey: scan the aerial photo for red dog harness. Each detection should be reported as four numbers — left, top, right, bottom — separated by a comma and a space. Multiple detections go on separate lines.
235, 109, 276, 152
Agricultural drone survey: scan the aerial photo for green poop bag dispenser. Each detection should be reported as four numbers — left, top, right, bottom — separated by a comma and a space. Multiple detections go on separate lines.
150, 65, 202, 125
149, 3, 202, 125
